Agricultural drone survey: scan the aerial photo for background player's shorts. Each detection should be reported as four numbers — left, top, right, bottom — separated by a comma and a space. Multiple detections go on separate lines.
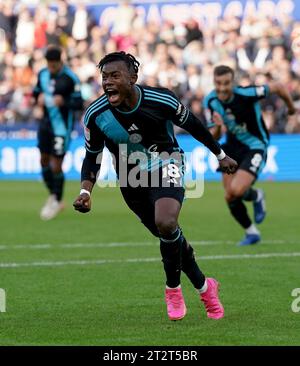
37, 124, 68, 157
219, 143, 267, 179
120, 165, 185, 237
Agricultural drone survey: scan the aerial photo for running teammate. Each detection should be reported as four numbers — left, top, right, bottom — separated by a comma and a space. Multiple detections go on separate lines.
204, 65, 295, 245
33, 45, 83, 220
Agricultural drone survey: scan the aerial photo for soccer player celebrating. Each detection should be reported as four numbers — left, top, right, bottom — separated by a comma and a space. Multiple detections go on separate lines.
204, 65, 296, 246
33, 45, 83, 220
73, 52, 238, 321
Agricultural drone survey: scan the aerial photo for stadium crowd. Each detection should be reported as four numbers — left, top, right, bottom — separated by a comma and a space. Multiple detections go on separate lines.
1, 0, 300, 133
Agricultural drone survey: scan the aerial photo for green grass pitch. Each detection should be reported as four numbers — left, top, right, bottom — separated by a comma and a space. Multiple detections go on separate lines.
0, 180, 299, 345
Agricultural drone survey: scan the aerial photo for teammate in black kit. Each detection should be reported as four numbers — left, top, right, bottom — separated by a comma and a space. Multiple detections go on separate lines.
204, 65, 295, 245
33, 45, 83, 220
73, 52, 238, 321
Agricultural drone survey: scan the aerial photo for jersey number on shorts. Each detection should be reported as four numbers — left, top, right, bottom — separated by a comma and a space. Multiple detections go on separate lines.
162, 163, 181, 184
250, 153, 262, 173
54, 136, 64, 155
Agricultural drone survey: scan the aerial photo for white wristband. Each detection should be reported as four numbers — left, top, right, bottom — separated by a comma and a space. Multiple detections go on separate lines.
216, 150, 226, 161
80, 189, 91, 196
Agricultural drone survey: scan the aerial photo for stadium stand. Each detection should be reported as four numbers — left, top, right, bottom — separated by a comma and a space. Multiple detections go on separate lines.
0, 0, 299, 133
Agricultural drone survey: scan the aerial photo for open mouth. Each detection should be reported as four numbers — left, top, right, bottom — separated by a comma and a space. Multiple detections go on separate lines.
106, 89, 120, 104
218, 92, 229, 100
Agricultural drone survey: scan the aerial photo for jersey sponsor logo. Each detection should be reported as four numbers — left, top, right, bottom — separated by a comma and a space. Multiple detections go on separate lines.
128, 123, 139, 132
227, 120, 247, 134
147, 144, 159, 159
256, 86, 265, 97
129, 133, 142, 144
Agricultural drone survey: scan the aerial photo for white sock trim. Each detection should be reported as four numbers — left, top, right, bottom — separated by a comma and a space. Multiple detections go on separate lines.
160, 229, 181, 243
166, 284, 181, 290
246, 224, 260, 235
256, 189, 263, 202
198, 280, 208, 294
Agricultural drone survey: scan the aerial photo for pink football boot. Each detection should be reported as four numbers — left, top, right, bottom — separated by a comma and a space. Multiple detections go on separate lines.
200, 278, 224, 319
165, 287, 187, 321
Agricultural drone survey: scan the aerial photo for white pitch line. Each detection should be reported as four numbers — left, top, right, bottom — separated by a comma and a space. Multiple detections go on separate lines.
0, 239, 291, 251
0, 252, 300, 269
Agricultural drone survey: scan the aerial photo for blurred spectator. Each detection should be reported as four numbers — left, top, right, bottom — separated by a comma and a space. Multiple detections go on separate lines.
33, 6, 48, 49
185, 19, 203, 45
15, 7, 35, 52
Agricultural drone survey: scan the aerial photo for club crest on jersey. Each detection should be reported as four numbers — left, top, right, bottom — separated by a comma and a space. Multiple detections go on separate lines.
129, 133, 142, 144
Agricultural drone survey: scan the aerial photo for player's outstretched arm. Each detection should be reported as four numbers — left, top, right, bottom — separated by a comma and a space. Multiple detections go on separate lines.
73, 152, 102, 213
268, 81, 296, 115
177, 110, 238, 174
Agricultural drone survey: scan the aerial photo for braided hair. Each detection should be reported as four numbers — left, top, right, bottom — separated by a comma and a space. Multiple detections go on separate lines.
97, 51, 140, 74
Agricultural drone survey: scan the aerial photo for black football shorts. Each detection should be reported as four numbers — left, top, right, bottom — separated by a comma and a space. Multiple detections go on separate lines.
37, 124, 68, 157
120, 164, 185, 237
219, 143, 267, 178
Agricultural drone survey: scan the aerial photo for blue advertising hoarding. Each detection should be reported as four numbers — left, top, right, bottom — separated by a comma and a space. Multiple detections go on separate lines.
87, 0, 299, 27
1, 134, 299, 181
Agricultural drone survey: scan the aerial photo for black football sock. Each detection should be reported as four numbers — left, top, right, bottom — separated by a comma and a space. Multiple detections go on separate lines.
159, 227, 182, 288
181, 236, 206, 290
52, 172, 65, 202
41, 166, 54, 194
228, 198, 252, 229
242, 188, 258, 202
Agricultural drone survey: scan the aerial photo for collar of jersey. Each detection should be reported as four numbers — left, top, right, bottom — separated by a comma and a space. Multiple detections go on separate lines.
115, 85, 142, 114
55, 65, 65, 77
221, 93, 235, 104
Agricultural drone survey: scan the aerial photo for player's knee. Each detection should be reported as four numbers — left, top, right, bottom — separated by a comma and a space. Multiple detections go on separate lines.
40, 156, 50, 167
52, 166, 63, 175
51, 159, 63, 174
155, 217, 178, 236
225, 188, 237, 202
228, 184, 246, 199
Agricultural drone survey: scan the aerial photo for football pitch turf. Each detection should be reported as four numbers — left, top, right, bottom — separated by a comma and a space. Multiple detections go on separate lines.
0, 180, 299, 346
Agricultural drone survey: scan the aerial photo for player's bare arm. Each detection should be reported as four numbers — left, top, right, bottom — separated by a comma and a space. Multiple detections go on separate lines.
268, 81, 296, 115
37, 93, 45, 107
53, 95, 65, 107
177, 108, 238, 175
73, 151, 102, 213
209, 111, 224, 140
